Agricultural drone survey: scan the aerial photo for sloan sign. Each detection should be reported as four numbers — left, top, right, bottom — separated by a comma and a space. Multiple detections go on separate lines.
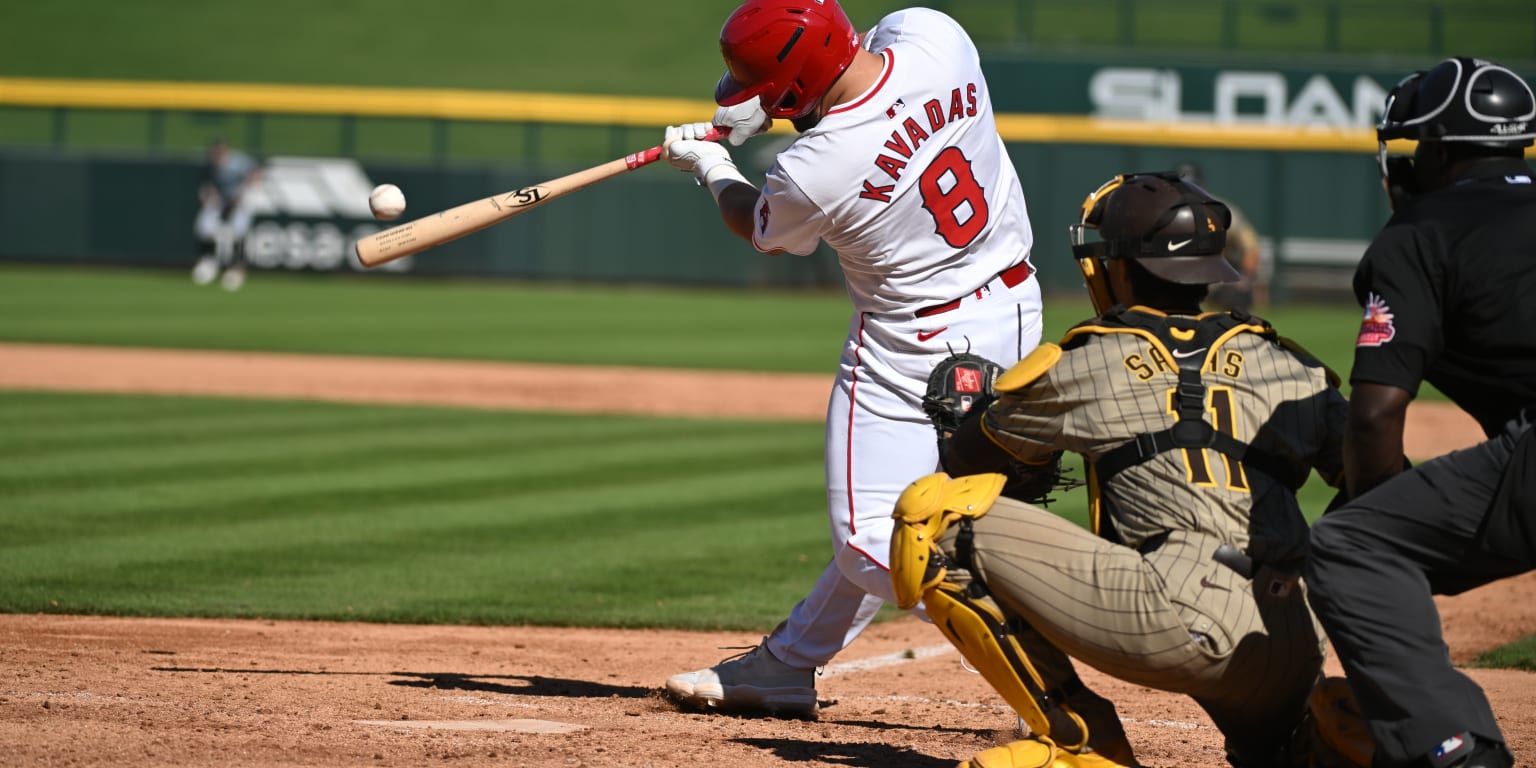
1087, 68, 1390, 128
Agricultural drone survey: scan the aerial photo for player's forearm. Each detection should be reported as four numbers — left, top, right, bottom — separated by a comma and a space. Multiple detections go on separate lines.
716, 182, 760, 242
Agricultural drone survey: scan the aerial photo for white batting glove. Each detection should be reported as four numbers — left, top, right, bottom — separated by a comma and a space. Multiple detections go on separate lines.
713, 100, 772, 146
664, 123, 748, 201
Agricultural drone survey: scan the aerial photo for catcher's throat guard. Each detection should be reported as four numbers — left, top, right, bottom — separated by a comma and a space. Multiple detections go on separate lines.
890, 473, 1094, 752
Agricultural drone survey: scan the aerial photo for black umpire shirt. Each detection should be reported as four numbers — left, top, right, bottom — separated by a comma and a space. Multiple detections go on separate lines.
1351, 157, 1536, 437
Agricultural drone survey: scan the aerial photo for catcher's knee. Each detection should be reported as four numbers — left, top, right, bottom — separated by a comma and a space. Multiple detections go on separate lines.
890, 472, 1007, 610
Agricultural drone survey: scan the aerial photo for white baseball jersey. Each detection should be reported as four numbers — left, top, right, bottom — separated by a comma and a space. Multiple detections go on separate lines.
750, 7, 1034, 316
749, 8, 1046, 672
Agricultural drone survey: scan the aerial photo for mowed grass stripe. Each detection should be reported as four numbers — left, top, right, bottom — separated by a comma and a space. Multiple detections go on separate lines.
2, 463, 826, 572
0, 395, 807, 485
3, 485, 830, 628
1, 441, 824, 548
0, 392, 820, 522
0, 399, 829, 627
0, 266, 853, 372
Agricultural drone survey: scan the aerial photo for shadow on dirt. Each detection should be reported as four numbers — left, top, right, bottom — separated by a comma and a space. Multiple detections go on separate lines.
735, 737, 953, 767
151, 666, 649, 699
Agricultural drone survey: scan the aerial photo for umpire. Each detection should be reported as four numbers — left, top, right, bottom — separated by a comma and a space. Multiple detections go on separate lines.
1304, 57, 1536, 768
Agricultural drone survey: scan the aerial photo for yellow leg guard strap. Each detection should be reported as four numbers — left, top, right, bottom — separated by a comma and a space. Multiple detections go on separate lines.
926, 583, 1090, 752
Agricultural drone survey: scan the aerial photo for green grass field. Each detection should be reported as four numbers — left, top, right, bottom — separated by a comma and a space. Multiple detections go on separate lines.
0, 263, 1347, 627
2, 262, 1529, 670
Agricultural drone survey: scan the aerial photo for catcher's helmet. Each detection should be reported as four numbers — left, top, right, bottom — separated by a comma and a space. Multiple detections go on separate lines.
1070, 172, 1240, 287
715, 0, 860, 120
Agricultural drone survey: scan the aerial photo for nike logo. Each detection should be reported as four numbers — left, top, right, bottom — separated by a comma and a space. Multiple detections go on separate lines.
1199, 576, 1229, 591
1168, 238, 1193, 251
1170, 347, 1207, 359
917, 328, 947, 342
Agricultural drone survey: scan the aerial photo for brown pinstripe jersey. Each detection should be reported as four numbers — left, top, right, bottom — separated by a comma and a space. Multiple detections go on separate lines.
981, 306, 1347, 565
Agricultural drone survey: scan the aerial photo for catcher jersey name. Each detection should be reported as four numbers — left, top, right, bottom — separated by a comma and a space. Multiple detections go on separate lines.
861, 84, 980, 203
1123, 347, 1246, 381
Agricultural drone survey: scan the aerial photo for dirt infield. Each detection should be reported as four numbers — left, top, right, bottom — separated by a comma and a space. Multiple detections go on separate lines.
1, 342, 1532, 767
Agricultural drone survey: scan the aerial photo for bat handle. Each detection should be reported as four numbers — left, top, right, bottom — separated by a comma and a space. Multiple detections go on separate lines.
625, 126, 725, 170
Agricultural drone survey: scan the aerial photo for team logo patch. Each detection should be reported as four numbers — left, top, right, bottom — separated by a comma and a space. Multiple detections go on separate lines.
954, 367, 983, 393
757, 200, 771, 233
1356, 292, 1397, 347
1434, 734, 1466, 759
885, 98, 906, 119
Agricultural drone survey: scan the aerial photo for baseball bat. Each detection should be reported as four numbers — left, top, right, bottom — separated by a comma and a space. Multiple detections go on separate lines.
355, 126, 723, 268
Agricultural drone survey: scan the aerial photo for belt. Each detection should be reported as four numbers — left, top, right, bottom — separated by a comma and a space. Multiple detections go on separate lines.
915, 260, 1034, 318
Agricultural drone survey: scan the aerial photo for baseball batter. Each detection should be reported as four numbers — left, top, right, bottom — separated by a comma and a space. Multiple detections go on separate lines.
662, 0, 1043, 717
895, 172, 1348, 767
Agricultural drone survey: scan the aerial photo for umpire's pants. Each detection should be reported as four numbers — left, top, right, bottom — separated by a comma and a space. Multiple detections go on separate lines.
1305, 417, 1536, 765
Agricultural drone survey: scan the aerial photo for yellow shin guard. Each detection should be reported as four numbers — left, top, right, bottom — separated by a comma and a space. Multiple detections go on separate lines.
891, 473, 1092, 753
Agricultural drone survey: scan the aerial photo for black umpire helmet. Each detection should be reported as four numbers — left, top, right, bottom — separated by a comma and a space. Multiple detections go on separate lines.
1377, 57, 1534, 204
1378, 57, 1535, 148
1071, 172, 1240, 286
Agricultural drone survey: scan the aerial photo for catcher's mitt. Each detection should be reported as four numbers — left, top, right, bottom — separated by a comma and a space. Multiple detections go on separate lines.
921, 352, 1003, 439
921, 353, 1082, 507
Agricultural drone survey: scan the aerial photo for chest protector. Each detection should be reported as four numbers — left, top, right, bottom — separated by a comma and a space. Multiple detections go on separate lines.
1066, 308, 1295, 490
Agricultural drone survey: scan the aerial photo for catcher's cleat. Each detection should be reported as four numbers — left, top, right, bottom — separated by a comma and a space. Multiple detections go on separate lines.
960, 736, 1137, 768
664, 643, 817, 718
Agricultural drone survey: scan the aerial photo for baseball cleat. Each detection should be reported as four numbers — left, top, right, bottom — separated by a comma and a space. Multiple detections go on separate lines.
191, 256, 220, 286
664, 643, 817, 718
960, 737, 1138, 768
220, 266, 246, 292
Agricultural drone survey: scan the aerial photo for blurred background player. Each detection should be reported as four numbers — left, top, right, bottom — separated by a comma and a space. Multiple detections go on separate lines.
191, 137, 260, 291
1304, 57, 1536, 768
660, 0, 1045, 717
1177, 162, 1267, 312
897, 171, 1348, 768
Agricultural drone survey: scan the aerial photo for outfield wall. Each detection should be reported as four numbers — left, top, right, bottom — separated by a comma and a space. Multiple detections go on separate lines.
0, 143, 1383, 297
4, 60, 1532, 296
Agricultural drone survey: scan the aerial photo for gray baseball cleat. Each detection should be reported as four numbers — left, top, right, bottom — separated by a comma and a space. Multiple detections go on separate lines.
664, 642, 817, 718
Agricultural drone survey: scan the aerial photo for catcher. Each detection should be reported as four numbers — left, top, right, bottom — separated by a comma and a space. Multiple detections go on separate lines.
894, 172, 1353, 767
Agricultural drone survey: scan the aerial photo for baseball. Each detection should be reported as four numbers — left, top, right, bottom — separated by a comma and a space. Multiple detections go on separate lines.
368, 183, 406, 221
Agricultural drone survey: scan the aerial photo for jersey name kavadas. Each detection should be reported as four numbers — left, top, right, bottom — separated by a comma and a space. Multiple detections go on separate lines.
750, 8, 1033, 315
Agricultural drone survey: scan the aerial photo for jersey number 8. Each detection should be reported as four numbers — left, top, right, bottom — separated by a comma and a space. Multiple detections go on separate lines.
919, 147, 990, 248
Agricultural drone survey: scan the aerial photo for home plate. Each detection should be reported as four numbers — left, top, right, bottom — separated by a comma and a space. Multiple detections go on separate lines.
354, 718, 585, 733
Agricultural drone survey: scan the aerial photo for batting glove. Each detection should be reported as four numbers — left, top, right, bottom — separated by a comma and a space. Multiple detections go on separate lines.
713, 100, 772, 146
664, 123, 747, 201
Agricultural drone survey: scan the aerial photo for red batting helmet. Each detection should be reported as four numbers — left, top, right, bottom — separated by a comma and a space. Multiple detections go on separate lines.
715, 0, 861, 120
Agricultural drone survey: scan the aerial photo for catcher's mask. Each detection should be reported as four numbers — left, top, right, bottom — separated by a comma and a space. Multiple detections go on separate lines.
1068, 171, 1238, 315
1376, 57, 1536, 208
715, 0, 861, 121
